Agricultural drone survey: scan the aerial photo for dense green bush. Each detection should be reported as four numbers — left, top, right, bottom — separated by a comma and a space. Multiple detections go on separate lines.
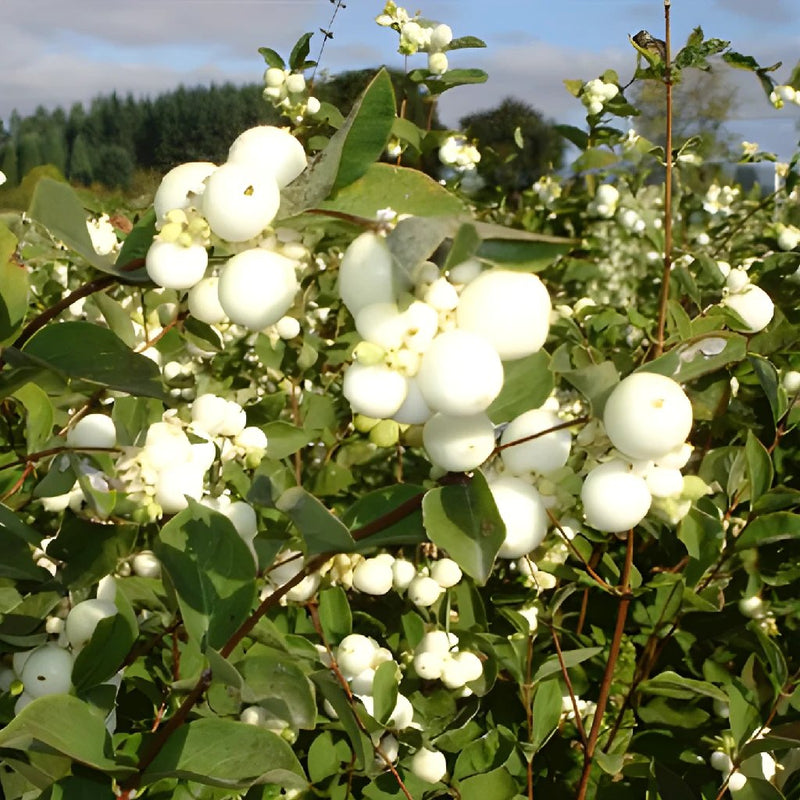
1, 5, 800, 800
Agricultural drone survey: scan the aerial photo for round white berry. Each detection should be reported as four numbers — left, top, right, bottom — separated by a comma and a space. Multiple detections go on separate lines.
411, 748, 447, 784
188, 277, 227, 324
67, 414, 117, 450
456, 270, 551, 360
132, 550, 161, 578
153, 161, 216, 223
217, 248, 298, 330
500, 408, 571, 475
416, 330, 504, 416
20, 643, 74, 698
723, 284, 774, 333
336, 634, 379, 679
343, 362, 408, 419
603, 372, 693, 461
202, 162, 280, 242
422, 412, 495, 472
65, 599, 118, 649
489, 475, 549, 559
227, 125, 307, 189
407, 576, 444, 608
339, 232, 402, 316
353, 558, 394, 595
581, 460, 652, 532
430, 558, 462, 588
146, 240, 208, 290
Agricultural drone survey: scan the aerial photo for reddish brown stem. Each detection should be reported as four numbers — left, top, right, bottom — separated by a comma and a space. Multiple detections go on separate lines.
575, 529, 634, 800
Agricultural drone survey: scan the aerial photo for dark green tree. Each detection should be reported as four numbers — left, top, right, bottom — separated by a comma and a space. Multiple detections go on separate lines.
17, 132, 44, 178
68, 133, 94, 185
1, 143, 19, 187
459, 97, 564, 193
42, 126, 68, 174
93, 143, 134, 189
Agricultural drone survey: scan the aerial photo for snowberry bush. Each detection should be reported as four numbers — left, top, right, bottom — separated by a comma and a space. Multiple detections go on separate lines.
1, 4, 800, 799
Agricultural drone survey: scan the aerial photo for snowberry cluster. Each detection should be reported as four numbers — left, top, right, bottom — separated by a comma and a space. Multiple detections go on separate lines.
11, 581, 122, 724
579, 373, 696, 533
262, 68, 321, 124
703, 183, 740, 217
146, 125, 308, 333
376, 1, 454, 75
588, 183, 620, 218
339, 232, 551, 476
718, 262, 775, 333
115, 394, 266, 519
769, 84, 800, 109
86, 214, 121, 256
411, 630, 483, 692
438, 135, 481, 172
580, 78, 620, 116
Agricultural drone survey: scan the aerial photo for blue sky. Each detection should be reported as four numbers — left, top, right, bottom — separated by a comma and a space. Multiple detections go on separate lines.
3, 0, 800, 159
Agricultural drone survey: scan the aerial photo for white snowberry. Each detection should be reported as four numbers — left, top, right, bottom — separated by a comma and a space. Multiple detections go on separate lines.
603, 372, 693, 461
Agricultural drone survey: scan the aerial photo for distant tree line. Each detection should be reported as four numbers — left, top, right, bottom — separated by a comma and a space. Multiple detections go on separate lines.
0, 84, 278, 190
0, 73, 564, 194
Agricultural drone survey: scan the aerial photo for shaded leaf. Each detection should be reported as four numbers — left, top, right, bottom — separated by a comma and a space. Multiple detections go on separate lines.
141, 718, 306, 789
276, 487, 355, 554
422, 472, 505, 585
155, 501, 257, 649
21, 321, 165, 399
735, 512, 800, 550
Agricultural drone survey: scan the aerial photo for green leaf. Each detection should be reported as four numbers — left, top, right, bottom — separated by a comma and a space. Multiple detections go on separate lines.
458, 767, 516, 800
317, 162, 465, 218
258, 47, 285, 69
556, 124, 590, 150
155, 501, 257, 649
318, 586, 352, 644
559, 358, 619, 416
141, 718, 306, 789
0, 695, 130, 775
422, 472, 505, 585
312, 670, 370, 770
472, 222, 574, 271
27, 179, 112, 271
638, 697, 709, 728
71, 595, 138, 691
0, 222, 28, 345
90, 293, 136, 348
113, 207, 155, 283
571, 148, 619, 172
372, 660, 399, 725
47, 514, 138, 590
643, 333, 748, 385
729, 678, 761, 749
341, 484, 425, 550
444, 222, 481, 270
531, 679, 563, 753
745, 431, 773, 504
487, 350, 553, 424
0, 523, 51, 581
749, 354, 785, 424
289, 32, 314, 71
735, 512, 800, 550
531, 647, 603, 682
0, 502, 41, 544
387, 215, 458, 277
282, 69, 395, 215
238, 650, 317, 730
677, 507, 725, 587
391, 116, 422, 151
263, 421, 312, 460
639, 671, 728, 702
447, 36, 487, 51
423, 68, 488, 96
276, 487, 356, 554
12, 382, 54, 453
20, 321, 165, 399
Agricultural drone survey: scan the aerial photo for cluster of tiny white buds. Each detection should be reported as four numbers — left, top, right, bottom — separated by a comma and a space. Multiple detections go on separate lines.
581, 78, 619, 116
703, 183, 740, 217
263, 67, 320, 124
376, 2, 453, 74
438, 135, 481, 171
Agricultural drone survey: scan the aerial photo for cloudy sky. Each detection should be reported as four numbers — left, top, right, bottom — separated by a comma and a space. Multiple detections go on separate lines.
4, 0, 800, 158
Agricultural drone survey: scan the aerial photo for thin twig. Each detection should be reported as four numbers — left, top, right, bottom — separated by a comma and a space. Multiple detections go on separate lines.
653, 0, 673, 358
575, 528, 634, 800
